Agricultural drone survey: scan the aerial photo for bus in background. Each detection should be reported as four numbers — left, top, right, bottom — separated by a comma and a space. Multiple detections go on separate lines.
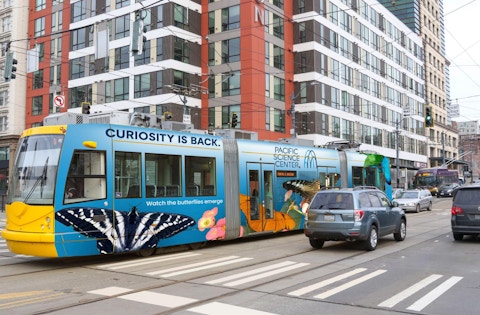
414, 167, 459, 196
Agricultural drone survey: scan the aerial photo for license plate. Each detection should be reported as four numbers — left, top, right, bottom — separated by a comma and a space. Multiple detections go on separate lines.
324, 214, 335, 221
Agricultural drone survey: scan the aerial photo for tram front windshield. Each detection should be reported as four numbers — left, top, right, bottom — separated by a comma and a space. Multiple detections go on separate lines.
8, 134, 63, 205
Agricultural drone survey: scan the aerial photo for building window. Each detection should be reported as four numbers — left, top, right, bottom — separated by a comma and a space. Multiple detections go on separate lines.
222, 105, 240, 129
32, 96, 43, 115
273, 108, 285, 132
34, 17, 45, 37
0, 116, 7, 132
36, 0, 46, 11
273, 14, 284, 39
273, 45, 284, 70
70, 57, 85, 79
116, 0, 130, 9
156, 71, 163, 94
115, 14, 130, 40
208, 11, 215, 34
156, 37, 163, 61
174, 4, 189, 30
114, 78, 129, 101
134, 73, 151, 98
69, 85, 92, 109
115, 46, 129, 70
173, 70, 189, 87
273, 0, 284, 9
71, 26, 93, 50
134, 40, 151, 66
152, 4, 163, 29
2, 16, 11, 33
71, 0, 86, 22
222, 71, 240, 96
273, 76, 285, 101
0, 90, 8, 106
33, 70, 44, 89
221, 38, 240, 63
222, 5, 240, 31
174, 38, 189, 63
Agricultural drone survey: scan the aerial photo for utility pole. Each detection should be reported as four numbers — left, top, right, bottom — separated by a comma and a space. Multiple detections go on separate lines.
395, 119, 400, 188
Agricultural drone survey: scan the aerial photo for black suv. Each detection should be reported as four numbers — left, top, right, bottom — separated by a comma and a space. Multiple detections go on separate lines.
304, 187, 407, 251
451, 185, 480, 240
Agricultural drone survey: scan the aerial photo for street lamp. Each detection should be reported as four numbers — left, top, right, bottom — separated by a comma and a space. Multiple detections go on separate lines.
290, 81, 318, 138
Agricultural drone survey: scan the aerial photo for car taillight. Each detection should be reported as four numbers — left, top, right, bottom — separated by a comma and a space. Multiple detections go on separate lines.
354, 210, 364, 221
451, 206, 464, 215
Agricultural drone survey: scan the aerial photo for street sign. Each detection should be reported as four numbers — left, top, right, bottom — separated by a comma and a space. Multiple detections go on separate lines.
54, 95, 65, 108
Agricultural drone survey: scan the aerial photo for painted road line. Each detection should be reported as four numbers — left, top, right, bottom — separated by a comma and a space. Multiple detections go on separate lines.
188, 302, 278, 315
314, 269, 387, 299
120, 291, 197, 308
97, 252, 201, 269
147, 256, 253, 277
206, 261, 297, 285
378, 274, 443, 308
288, 268, 368, 297
88, 286, 133, 296
406, 276, 463, 312
222, 262, 310, 287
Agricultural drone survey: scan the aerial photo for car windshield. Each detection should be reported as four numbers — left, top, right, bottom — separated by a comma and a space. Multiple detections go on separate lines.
441, 184, 455, 189
399, 191, 419, 199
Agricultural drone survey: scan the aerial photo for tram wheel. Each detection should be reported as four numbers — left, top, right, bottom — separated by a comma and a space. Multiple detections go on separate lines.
189, 242, 207, 250
137, 247, 156, 257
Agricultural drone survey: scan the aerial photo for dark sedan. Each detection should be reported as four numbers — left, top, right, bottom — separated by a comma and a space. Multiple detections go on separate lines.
437, 183, 460, 198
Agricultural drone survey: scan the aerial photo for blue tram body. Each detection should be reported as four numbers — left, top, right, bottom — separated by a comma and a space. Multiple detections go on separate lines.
2, 120, 392, 257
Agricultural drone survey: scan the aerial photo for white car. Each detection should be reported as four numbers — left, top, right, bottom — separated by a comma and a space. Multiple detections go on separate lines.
393, 189, 433, 213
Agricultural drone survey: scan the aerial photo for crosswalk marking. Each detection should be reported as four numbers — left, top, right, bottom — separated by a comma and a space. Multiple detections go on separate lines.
88, 286, 197, 308
120, 291, 197, 308
97, 252, 201, 270
188, 302, 278, 315
217, 262, 310, 287
314, 269, 387, 299
147, 255, 253, 277
406, 276, 463, 311
288, 268, 367, 297
207, 260, 301, 285
378, 274, 443, 308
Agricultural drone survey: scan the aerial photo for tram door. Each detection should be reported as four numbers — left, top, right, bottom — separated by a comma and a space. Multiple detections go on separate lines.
247, 163, 274, 232
317, 167, 339, 188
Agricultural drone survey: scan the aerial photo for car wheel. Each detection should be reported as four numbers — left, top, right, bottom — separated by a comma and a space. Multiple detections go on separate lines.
309, 238, 325, 249
427, 202, 432, 211
394, 218, 406, 241
453, 233, 464, 241
416, 204, 420, 213
364, 225, 378, 251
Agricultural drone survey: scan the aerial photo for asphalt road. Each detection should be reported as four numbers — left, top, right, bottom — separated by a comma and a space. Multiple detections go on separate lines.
2, 198, 477, 315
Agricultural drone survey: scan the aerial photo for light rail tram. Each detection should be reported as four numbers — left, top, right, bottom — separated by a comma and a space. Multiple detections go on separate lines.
2, 112, 392, 257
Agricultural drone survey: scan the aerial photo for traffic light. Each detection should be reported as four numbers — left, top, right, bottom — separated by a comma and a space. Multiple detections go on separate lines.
231, 113, 238, 128
425, 105, 434, 127
164, 111, 172, 120
131, 19, 146, 54
3, 52, 17, 81
81, 102, 91, 114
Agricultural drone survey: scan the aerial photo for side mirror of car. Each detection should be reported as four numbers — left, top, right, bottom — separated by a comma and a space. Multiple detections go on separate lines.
392, 201, 399, 207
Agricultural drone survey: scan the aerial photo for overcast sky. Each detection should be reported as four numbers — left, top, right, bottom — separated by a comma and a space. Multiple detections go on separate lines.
445, 0, 480, 121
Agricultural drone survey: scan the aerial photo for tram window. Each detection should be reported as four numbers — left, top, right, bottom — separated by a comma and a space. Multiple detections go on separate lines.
64, 150, 107, 204
145, 153, 182, 197
185, 156, 216, 196
115, 151, 141, 198
352, 167, 363, 186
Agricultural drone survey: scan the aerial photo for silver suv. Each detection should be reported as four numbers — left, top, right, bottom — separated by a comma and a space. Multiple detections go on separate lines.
304, 188, 407, 251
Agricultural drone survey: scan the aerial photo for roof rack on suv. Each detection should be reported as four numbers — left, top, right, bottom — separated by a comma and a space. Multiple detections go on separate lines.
353, 186, 380, 190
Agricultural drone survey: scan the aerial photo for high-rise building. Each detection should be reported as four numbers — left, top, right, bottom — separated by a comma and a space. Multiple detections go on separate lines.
380, 0, 460, 170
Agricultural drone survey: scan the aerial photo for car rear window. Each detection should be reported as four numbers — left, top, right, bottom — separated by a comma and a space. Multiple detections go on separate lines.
454, 189, 480, 205
311, 193, 354, 210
